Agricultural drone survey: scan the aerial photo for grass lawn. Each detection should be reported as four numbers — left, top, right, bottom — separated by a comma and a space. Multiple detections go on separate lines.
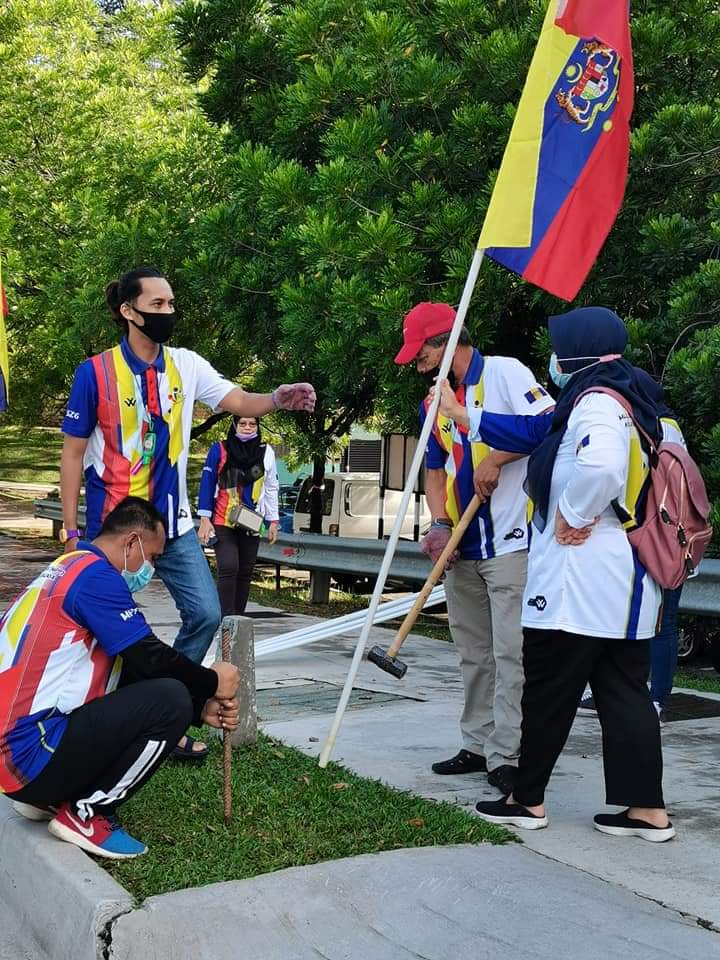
675, 669, 720, 696
0, 425, 210, 487
107, 734, 511, 902
0, 427, 64, 484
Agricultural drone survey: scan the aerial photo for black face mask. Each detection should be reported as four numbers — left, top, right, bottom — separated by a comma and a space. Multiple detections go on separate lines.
423, 366, 457, 390
128, 309, 176, 344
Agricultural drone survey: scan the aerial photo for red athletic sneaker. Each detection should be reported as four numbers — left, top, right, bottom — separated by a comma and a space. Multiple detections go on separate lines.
48, 803, 147, 859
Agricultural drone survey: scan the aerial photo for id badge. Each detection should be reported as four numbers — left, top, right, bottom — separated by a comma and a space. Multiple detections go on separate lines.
142, 430, 156, 465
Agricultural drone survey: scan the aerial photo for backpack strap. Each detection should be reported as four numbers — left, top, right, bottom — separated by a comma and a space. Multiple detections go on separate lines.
573, 387, 659, 461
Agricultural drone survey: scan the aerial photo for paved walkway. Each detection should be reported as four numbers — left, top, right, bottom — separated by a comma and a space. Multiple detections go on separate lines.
2, 541, 720, 957
130, 574, 720, 936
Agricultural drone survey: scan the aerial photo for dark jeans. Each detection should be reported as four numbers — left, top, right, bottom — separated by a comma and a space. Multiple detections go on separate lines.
650, 586, 683, 707
213, 524, 261, 617
514, 628, 664, 809
9, 679, 191, 819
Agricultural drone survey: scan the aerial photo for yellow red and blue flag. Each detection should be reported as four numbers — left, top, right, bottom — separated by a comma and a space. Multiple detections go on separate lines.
479, 0, 634, 301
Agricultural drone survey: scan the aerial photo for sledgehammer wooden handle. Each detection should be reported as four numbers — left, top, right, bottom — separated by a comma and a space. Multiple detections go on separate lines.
386, 494, 482, 660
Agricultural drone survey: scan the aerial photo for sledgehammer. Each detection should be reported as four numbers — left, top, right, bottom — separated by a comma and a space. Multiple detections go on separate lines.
368, 495, 481, 678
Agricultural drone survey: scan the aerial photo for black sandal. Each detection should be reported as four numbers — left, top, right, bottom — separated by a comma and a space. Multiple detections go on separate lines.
170, 735, 209, 764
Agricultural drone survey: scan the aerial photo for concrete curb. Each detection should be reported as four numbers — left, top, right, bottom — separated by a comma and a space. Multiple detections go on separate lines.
108, 844, 718, 960
0, 798, 133, 960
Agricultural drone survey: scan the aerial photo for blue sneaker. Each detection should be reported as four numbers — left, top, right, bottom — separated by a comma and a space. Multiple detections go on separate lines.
48, 803, 147, 859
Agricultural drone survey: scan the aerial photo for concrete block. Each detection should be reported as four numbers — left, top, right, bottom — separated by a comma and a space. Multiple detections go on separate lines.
0, 797, 132, 960
216, 615, 257, 747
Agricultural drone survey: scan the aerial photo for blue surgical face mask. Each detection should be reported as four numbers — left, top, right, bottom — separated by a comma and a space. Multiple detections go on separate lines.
549, 353, 571, 389
122, 537, 155, 593
549, 351, 623, 390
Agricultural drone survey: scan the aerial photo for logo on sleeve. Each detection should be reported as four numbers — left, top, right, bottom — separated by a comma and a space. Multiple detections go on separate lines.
524, 387, 548, 404
65, 409, 80, 420
120, 607, 139, 621
527, 595, 547, 612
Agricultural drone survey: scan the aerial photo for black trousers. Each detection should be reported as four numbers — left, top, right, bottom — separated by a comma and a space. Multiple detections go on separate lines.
213, 524, 260, 617
8, 679, 191, 819
514, 628, 664, 809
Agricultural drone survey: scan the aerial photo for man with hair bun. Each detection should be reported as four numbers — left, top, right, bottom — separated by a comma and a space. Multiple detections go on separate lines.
60, 267, 315, 761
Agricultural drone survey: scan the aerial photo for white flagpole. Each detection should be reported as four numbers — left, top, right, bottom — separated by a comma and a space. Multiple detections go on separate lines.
318, 247, 486, 767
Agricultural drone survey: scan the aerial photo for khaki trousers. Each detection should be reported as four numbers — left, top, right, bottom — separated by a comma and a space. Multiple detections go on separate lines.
444, 550, 527, 772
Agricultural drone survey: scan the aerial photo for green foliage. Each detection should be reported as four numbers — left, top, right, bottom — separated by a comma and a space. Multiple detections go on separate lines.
1, 0, 718, 522
0, 0, 225, 420
174, 0, 720, 486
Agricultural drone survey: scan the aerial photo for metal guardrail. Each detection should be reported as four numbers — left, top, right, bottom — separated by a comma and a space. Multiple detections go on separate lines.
32, 497, 432, 589
256, 532, 431, 584
31, 496, 719, 614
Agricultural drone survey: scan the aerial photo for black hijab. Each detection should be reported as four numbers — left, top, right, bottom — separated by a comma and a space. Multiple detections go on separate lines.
220, 418, 266, 490
525, 307, 664, 531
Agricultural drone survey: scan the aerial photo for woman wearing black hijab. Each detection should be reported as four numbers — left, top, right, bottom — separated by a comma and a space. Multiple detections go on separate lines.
453, 307, 674, 841
197, 416, 279, 616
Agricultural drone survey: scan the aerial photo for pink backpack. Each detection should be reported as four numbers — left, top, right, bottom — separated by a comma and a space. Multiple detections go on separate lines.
576, 388, 712, 589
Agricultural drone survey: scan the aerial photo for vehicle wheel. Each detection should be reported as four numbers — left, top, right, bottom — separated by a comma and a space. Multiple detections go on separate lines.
676, 625, 697, 663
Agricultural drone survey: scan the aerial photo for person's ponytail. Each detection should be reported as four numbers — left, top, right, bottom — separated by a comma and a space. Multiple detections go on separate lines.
105, 280, 123, 320
104, 266, 168, 332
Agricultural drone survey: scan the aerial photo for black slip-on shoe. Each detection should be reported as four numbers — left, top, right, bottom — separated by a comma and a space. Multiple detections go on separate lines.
594, 810, 675, 843
475, 798, 548, 830
487, 764, 517, 795
431, 749, 487, 775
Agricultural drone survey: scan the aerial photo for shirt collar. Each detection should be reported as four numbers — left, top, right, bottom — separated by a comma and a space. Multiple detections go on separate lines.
463, 348, 484, 385
76, 540, 110, 562
120, 337, 165, 375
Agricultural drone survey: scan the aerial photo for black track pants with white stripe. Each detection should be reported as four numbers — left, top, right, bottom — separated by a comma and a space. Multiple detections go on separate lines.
9, 678, 192, 820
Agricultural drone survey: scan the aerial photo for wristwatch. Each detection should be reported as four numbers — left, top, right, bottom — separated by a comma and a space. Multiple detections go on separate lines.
58, 528, 82, 544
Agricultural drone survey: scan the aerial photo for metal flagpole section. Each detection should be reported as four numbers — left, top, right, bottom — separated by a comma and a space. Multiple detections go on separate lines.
256, 585, 447, 658
318, 247, 486, 767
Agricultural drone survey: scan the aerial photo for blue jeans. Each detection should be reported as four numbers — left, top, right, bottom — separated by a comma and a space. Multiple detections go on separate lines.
650, 586, 683, 707
154, 529, 221, 663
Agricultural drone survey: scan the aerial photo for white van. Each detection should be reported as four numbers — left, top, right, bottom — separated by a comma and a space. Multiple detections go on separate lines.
293, 473, 430, 539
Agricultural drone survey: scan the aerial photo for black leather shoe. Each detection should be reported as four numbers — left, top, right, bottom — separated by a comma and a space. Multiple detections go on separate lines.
487, 764, 517, 795
432, 749, 487, 775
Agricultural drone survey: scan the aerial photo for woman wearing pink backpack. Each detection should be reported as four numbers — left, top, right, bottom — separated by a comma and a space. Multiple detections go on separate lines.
440, 307, 699, 842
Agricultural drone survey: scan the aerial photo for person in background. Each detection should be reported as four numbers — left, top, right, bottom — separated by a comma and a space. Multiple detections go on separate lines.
60, 266, 314, 761
460, 307, 675, 842
395, 301, 554, 797
197, 416, 279, 616
1, 497, 240, 860
578, 374, 686, 724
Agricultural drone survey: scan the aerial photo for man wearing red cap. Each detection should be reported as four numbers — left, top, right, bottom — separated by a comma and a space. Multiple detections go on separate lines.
396, 303, 554, 795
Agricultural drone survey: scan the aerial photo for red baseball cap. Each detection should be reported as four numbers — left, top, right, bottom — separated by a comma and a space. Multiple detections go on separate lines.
394, 302, 456, 364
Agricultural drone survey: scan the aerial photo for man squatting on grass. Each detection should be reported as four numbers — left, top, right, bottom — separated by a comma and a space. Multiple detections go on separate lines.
0, 497, 240, 860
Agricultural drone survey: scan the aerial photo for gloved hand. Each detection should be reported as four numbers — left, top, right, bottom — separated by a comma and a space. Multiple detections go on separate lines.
272, 383, 317, 412
421, 522, 459, 569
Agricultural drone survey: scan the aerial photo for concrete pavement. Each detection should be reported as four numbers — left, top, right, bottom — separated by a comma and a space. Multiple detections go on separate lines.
2, 549, 720, 958
109, 845, 718, 959
136, 578, 720, 935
